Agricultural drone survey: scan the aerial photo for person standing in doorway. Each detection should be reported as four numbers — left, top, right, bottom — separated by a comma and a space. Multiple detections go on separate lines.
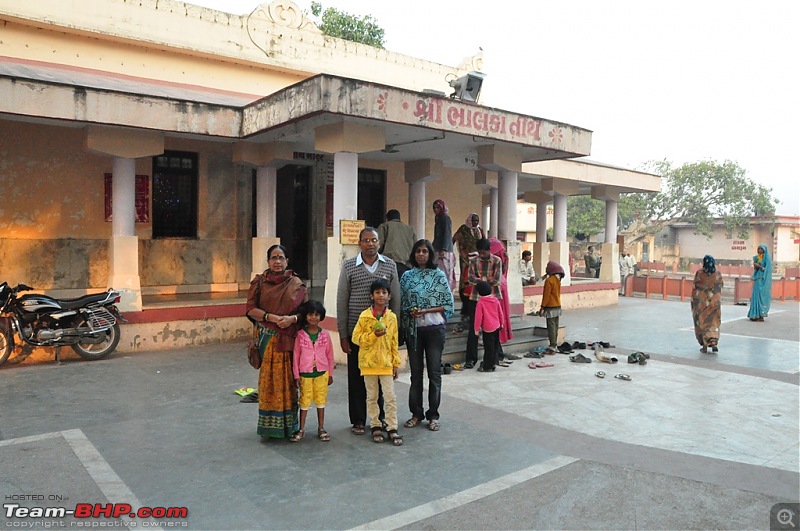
431, 199, 456, 291
337, 227, 401, 436
377, 209, 416, 279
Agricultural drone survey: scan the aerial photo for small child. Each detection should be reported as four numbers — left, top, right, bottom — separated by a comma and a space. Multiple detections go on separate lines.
473, 280, 504, 372
291, 300, 334, 442
537, 261, 565, 353
352, 279, 403, 446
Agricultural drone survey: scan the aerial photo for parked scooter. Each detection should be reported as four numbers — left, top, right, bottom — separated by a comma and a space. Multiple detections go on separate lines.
0, 282, 124, 366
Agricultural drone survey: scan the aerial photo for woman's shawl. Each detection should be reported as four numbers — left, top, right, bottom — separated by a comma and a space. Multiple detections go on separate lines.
246, 269, 308, 351
399, 267, 454, 352
488, 237, 513, 342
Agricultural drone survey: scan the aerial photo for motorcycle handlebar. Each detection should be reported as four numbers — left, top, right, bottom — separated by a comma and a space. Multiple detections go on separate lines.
16, 284, 33, 292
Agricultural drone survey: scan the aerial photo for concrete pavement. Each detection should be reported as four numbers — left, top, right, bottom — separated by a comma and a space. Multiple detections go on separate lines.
0, 297, 798, 530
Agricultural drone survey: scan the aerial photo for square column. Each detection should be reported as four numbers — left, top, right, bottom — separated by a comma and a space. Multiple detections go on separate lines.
599, 242, 620, 284
532, 242, 549, 282
108, 157, 142, 311
548, 241, 571, 287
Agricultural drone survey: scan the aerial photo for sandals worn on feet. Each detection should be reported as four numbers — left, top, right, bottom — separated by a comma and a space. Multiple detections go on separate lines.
289, 430, 304, 442
404, 417, 422, 429
428, 420, 440, 431
371, 427, 386, 443
351, 424, 365, 435
318, 429, 331, 442
387, 430, 404, 446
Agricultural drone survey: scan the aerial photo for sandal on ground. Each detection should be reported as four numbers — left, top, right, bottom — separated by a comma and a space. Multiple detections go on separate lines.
614, 373, 631, 381
569, 354, 592, 363
595, 371, 605, 378
428, 419, 440, 431
289, 430, 304, 442
534, 361, 553, 368
387, 430, 404, 446
525, 351, 544, 359
371, 427, 386, 443
496, 360, 511, 367
318, 429, 331, 442
239, 393, 259, 403
464, 362, 475, 369
477, 365, 495, 372
451, 363, 464, 371
404, 417, 422, 429
351, 424, 365, 435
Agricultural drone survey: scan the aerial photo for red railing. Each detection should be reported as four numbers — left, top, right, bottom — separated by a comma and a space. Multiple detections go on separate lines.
629, 273, 798, 302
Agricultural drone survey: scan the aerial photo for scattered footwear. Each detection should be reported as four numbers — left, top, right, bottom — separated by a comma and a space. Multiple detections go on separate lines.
614, 373, 631, 381
628, 352, 647, 364
595, 371, 606, 378
572, 341, 587, 350
289, 430, 304, 442
534, 361, 553, 368
240, 393, 259, 403
546, 348, 558, 355
496, 360, 511, 367
442, 363, 453, 374
351, 424, 365, 435
505, 353, 522, 360
464, 362, 475, 369
557, 342, 574, 353
451, 363, 464, 371
234, 387, 255, 396
318, 429, 331, 442
569, 353, 592, 363
477, 365, 495, 372
525, 351, 544, 359
404, 417, 422, 429
595, 348, 619, 364
428, 420, 440, 432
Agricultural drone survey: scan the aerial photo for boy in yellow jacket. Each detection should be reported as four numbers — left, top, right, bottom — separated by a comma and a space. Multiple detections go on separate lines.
352, 278, 403, 446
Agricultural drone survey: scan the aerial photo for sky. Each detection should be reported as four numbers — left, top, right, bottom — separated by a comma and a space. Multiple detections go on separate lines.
189, 0, 799, 216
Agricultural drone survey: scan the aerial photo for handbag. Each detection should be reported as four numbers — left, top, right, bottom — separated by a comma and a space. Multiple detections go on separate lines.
247, 328, 262, 369
246, 274, 264, 369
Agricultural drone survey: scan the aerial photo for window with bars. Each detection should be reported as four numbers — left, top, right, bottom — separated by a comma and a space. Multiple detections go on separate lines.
152, 151, 198, 238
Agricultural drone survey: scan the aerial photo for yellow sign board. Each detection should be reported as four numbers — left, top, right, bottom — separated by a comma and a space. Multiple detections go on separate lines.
339, 220, 365, 245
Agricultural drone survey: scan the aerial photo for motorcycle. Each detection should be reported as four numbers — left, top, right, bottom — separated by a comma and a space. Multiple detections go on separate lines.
0, 282, 124, 366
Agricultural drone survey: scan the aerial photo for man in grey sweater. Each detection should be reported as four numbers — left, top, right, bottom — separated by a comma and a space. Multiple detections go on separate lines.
337, 227, 401, 435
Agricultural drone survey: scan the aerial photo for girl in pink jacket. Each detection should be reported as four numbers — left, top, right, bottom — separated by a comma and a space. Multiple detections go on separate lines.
291, 301, 335, 442
473, 281, 505, 372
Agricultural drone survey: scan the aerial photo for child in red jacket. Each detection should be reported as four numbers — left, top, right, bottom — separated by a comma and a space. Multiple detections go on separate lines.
473, 280, 505, 372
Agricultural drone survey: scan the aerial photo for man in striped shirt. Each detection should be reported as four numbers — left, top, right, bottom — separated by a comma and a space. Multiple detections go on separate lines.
463, 238, 502, 369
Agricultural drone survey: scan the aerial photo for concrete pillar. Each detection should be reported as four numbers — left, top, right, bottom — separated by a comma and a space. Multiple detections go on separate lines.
256, 167, 277, 238
408, 180, 425, 239
111, 157, 135, 237
498, 171, 518, 241
488, 189, 498, 238
506, 239, 524, 307
599, 242, 620, 284
333, 152, 359, 235
548, 241, 572, 287
553, 193, 567, 242
605, 199, 618, 244
108, 157, 142, 312
536, 199, 548, 243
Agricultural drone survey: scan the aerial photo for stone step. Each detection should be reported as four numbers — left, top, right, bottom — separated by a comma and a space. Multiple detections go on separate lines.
439, 313, 550, 365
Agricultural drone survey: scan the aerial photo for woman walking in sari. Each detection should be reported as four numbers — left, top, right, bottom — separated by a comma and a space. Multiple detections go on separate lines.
748, 244, 772, 321
246, 244, 308, 439
691, 255, 723, 353
432, 199, 456, 291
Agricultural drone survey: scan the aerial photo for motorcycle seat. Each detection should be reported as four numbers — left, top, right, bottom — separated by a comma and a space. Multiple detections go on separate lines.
57, 292, 113, 309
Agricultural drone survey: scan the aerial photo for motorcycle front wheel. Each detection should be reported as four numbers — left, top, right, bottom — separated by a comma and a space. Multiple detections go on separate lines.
0, 321, 11, 366
71, 322, 121, 360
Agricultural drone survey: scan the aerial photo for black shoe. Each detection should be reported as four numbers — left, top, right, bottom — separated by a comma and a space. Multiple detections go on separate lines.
464, 362, 475, 369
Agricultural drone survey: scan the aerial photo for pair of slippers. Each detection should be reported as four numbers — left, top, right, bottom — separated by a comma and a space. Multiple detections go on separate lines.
627, 352, 650, 365
595, 371, 631, 380
557, 342, 574, 353
528, 361, 553, 369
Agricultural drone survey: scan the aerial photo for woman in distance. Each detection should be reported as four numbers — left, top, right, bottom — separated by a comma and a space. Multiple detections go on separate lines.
691, 255, 724, 353
747, 244, 772, 321
431, 199, 456, 291
246, 244, 308, 439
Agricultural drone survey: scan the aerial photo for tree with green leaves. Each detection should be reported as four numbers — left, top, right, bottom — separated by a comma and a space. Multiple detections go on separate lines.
310, 2, 385, 48
567, 159, 777, 242
628, 159, 778, 240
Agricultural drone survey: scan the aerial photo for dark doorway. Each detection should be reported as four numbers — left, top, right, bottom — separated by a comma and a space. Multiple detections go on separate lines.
358, 169, 386, 229
275, 165, 311, 279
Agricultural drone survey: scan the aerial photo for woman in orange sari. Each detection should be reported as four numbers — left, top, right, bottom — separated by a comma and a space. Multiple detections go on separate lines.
246, 244, 308, 439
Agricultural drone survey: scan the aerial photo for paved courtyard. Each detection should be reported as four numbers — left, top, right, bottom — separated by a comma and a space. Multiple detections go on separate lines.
1, 297, 798, 530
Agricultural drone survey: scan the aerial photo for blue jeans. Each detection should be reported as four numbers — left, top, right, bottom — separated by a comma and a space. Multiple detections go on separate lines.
408, 326, 445, 421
